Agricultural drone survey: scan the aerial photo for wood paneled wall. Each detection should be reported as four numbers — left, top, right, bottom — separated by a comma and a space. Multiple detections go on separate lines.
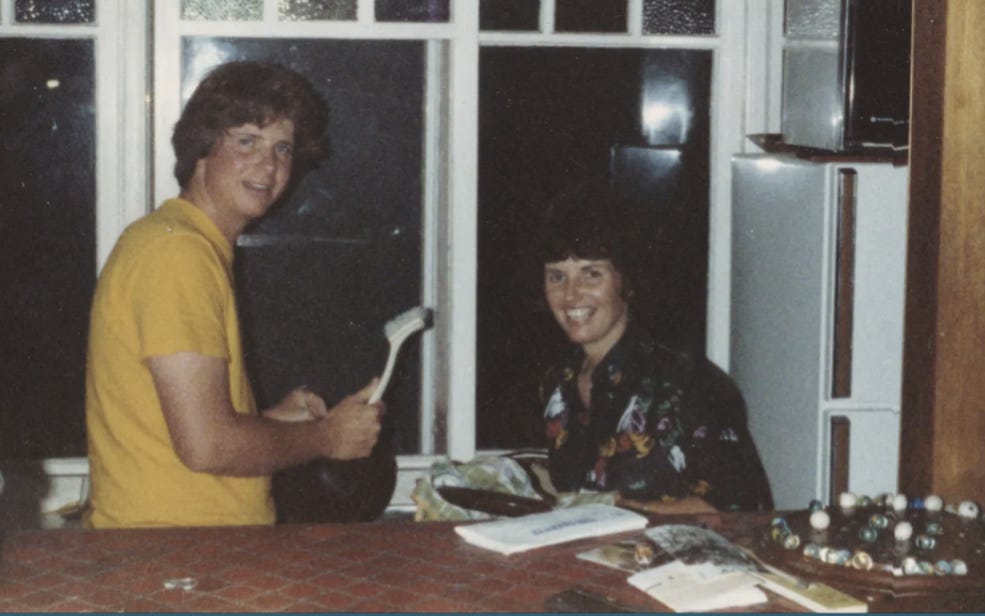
901, 0, 985, 505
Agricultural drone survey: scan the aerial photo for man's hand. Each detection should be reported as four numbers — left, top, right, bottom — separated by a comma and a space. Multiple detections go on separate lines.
319, 378, 384, 460
149, 351, 384, 476
264, 386, 329, 423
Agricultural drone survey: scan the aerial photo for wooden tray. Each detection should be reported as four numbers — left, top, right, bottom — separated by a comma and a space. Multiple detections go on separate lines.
755, 507, 985, 599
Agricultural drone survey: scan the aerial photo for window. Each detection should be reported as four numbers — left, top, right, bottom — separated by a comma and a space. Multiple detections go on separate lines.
0, 0, 145, 459
2, 1, 783, 510
0, 37, 94, 457
179, 36, 428, 454
477, 46, 712, 448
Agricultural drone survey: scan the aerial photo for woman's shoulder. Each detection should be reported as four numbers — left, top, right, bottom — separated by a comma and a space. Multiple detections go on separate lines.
627, 328, 699, 380
631, 331, 745, 412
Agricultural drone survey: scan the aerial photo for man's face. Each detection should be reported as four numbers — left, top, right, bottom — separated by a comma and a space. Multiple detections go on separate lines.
543, 257, 629, 358
191, 119, 295, 236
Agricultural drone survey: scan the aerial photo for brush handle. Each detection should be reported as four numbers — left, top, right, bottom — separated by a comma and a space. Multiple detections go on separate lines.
368, 341, 399, 404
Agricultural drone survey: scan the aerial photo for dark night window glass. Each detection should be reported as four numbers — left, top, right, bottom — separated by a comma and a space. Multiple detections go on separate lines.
182, 38, 425, 455
0, 39, 95, 457
480, 0, 539, 31
375, 0, 449, 22
15, 0, 95, 23
555, 0, 625, 33
643, 0, 715, 35
477, 47, 711, 449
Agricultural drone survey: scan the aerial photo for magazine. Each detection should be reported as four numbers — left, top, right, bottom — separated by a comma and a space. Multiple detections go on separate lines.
453, 503, 648, 556
625, 524, 768, 611
578, 524, 867, 613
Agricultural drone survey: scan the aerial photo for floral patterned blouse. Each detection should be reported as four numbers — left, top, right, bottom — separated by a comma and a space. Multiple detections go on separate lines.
541, 323, 773, 511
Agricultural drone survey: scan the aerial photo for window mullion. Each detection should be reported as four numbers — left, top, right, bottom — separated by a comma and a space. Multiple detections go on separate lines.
444, 0, 479, 461
627, 0, 643, 35
152, 0, 183, 206
357, 0, 374, 24
540, 0, 555, 33
96, 0, 150, 271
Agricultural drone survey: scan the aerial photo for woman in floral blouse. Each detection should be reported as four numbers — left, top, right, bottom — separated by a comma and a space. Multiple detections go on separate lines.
536, 182, 773, 513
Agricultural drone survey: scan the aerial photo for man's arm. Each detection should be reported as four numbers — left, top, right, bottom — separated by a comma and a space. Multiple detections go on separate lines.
147, 351, 382, 477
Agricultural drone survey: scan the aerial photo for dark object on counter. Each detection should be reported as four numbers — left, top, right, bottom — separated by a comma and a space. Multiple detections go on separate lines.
437, 486, 554, 517
272, 427, 397, 523
544, 587, 647, 613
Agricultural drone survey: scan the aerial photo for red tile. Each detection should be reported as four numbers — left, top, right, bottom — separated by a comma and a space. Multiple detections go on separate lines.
339, 579, 383, 598
399, 575, 446, 596
464, 575, 513, 595
306, 588, 361, 611
305, 571, 359, 591
0, 580, 36, 600
406, 594, 478, 613
501, 581, 554, 604
245, 591, 298, 611
182, 592, 245, 613
213, 583, 266, 603
218, 566, 291, 591
372, 568, 419, 589
373, 586, 427, 607
47, 597, 101, 612
276, 580, 327, 601
14, 589, 71, 610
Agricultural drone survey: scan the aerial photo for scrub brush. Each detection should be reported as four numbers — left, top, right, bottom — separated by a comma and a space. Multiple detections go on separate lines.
368, 306, 434, 404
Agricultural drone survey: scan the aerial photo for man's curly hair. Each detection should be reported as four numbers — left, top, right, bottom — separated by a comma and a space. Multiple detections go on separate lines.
172, 61, 329, 189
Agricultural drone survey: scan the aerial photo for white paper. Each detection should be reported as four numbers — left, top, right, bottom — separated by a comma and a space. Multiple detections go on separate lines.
624, 524, 769, 612
629, 563, 767, 611
454, 503, 648, 555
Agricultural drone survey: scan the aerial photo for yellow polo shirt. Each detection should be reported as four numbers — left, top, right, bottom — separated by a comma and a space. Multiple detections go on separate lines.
84, 198, 274, 528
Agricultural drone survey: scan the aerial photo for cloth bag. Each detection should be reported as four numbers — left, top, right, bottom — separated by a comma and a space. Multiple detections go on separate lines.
410, 451, 615, 521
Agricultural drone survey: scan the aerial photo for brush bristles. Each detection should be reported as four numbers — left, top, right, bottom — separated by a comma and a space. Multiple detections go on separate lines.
384, 306, 433, 339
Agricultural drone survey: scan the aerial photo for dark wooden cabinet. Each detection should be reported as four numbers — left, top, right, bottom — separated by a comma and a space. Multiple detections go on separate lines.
900, 0, 985, 506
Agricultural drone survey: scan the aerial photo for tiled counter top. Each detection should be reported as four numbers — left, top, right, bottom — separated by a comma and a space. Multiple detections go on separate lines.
0, 517, 660, 613
2, 512, 984, 613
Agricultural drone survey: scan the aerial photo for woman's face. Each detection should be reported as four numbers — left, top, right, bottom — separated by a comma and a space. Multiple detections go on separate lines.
544, 257, 629, 358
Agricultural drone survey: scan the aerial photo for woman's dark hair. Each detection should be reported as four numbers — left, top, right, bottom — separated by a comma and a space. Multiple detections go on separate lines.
172, 61, 329, 189
532, 179, 642, 287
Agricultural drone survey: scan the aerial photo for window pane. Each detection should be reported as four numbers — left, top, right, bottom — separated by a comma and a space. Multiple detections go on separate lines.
0, 39, 95, 457
375, 0, 449, 22
182, 0, 262, 21
480, 0, 539, 31
555, 0, 625, 33
785, 0, 840, 38
279, 0, 356, 21
477, 47, 711, 449
643, 0, 715, 35
181, 38, 425, 455
15, 0, 94, 23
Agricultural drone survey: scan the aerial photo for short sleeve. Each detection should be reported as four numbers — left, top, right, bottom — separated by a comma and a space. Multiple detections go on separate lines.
130, 234, 230, 361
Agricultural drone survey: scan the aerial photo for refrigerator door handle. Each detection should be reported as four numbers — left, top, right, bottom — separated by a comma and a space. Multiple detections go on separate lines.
828, 415, 851, 504
832, 168, 857, 399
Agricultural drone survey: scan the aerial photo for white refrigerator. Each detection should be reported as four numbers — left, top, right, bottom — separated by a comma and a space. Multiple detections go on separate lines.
730, 153, 908, 510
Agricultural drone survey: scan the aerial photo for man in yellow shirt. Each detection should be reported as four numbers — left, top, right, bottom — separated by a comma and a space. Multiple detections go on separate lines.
84, 61, 383, 528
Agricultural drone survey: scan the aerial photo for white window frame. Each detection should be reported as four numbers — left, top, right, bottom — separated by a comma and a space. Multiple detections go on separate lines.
13, 0, 783, 511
